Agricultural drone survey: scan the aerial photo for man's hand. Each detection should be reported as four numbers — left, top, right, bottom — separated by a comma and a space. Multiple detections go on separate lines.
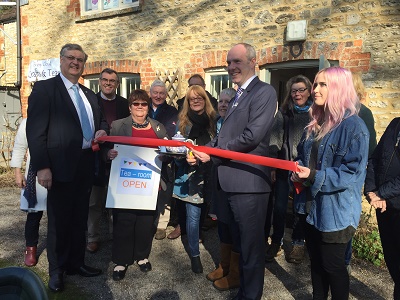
94, 130, 107, 143
108, 149, 118, 160
367, 192, 387, 213
37, 168, 52, 190
14, 168, 26, 188
191, 149, 210, 163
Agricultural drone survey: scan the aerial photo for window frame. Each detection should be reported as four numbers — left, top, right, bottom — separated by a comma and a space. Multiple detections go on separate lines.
204, 68, 234, 99
80, 0, 140, 17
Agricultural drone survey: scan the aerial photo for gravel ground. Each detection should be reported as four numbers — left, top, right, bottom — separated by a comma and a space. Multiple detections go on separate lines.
0, 187, 394, 299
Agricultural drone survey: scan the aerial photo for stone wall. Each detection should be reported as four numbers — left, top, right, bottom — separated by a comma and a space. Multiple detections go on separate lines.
13, 0, 400, 136
0, 22, 17, 87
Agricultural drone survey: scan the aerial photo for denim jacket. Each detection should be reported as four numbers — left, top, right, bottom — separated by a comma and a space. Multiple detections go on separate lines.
295, 114, 369, 232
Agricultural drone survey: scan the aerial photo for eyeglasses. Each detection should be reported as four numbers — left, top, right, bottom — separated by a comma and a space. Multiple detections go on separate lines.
291, 88, 308, 94
62, 55, 85, 63
100, 78, 118, 84
131, 102, 148, 107
218, 100, 231, 105
189, 97, 205, 102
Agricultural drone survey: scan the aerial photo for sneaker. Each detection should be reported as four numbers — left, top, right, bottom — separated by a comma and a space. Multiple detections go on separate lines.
265, 242, 282, 262
286, 244, 305, 264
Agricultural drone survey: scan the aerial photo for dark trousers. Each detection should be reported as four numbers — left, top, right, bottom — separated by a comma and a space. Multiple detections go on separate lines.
292, 212, 306, 243
46, 151, 94, 275
25, 211, 43, 247
218, 221, 240, 253
305, 223, 349, 300
268, 174, 290, 244
216, 187, 240, 252
377, 209, 400, 300
167, 197, 179, 228
112, 208, 157, 266
228, 192, 269, 300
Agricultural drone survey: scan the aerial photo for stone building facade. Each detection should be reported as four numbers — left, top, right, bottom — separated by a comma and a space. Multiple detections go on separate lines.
2, 0, 399, 135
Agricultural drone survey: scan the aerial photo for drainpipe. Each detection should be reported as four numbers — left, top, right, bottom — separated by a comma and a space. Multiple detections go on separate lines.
15, 0, 21, 88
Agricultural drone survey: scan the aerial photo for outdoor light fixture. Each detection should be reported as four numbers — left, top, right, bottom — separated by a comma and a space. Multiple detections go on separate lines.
286, 20, 307, 42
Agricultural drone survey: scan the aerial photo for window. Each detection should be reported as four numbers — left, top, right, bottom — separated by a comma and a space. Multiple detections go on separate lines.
84, 73, 140, 99
81, 0, 140, 16
205, 69, 234, 99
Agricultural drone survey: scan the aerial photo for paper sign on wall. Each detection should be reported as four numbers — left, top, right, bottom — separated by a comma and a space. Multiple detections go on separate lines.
106, 144, 161, 210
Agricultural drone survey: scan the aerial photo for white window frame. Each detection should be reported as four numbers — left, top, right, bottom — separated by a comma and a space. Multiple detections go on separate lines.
259, 59, 339, 83
84, 73, 140, 98
80, 0, 140, 17
205, 68, 234, 99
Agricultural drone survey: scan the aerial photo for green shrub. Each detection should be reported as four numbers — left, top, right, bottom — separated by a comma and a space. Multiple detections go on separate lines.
353, 209, 385, 266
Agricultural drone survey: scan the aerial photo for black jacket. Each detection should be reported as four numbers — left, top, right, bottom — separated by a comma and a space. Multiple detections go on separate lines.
94, 92, 130, 186
149, 102, 178, 138
365, 117, 400, 210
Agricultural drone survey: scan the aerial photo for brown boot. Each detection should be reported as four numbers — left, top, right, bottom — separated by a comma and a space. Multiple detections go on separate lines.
167, 225, 181, 239
24, 246, 37, 267
213, 251, 240, 291
206, 243, 232, 282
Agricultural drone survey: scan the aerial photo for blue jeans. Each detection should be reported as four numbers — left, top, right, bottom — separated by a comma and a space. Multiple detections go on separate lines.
185, 201, 202, 257
271, 173, 290, 244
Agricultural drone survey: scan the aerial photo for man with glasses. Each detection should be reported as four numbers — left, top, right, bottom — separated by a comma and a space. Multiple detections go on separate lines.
86, 68, 130, 254
26, 44, 108, 293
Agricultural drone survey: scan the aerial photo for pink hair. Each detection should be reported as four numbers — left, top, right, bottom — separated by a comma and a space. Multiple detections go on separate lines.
306, 67, 360, 140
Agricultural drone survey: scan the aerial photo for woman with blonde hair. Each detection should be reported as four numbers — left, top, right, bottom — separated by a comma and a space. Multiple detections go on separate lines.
291, 67, 369, 299
173, 85, 216, 273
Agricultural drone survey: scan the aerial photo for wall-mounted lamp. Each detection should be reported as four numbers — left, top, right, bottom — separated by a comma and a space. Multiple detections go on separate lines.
286, 20, 307, 42
286, 20, 307, 58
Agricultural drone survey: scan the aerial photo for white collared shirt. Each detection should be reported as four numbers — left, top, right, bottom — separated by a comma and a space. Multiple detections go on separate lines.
60, 73, 95, 149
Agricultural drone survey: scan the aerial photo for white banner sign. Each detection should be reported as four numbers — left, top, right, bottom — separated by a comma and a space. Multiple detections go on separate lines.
27, 58, 60, 82
106, 144, 161, 210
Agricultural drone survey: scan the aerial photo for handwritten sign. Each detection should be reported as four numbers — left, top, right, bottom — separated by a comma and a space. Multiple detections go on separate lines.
106, 144, 161, 210
27, 58, 60, 82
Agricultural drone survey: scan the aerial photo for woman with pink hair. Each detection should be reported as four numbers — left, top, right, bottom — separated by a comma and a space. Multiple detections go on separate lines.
291, 67, 369, 299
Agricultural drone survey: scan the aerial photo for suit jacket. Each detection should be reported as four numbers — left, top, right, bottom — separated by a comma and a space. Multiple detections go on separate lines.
211, 77, 277, 193
26, 74, 108, 182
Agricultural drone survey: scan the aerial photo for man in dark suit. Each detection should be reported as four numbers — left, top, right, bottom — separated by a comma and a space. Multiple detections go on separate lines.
86, 68, 130, 253
26, 44, 108, 293
190, 43, 277, 299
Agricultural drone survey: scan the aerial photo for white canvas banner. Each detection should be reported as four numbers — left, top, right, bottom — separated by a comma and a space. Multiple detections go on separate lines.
106, 144, 161, 210
27, 58, 60, 82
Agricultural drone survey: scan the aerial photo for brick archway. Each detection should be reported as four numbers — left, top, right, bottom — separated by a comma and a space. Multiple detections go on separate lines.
189, 40, 371, 75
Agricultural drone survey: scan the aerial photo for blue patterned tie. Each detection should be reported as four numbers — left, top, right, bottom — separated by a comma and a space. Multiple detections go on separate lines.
232, 87, 244, 107
23, 163, 37, 209
71, 85, 93, 141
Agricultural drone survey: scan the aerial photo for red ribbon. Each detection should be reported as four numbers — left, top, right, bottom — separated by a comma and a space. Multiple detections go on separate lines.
96, 136, 300, 173
96, 136, 304, 193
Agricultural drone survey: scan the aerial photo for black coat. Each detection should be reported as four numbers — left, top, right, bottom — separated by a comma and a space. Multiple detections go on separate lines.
365, 117, 400, 210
